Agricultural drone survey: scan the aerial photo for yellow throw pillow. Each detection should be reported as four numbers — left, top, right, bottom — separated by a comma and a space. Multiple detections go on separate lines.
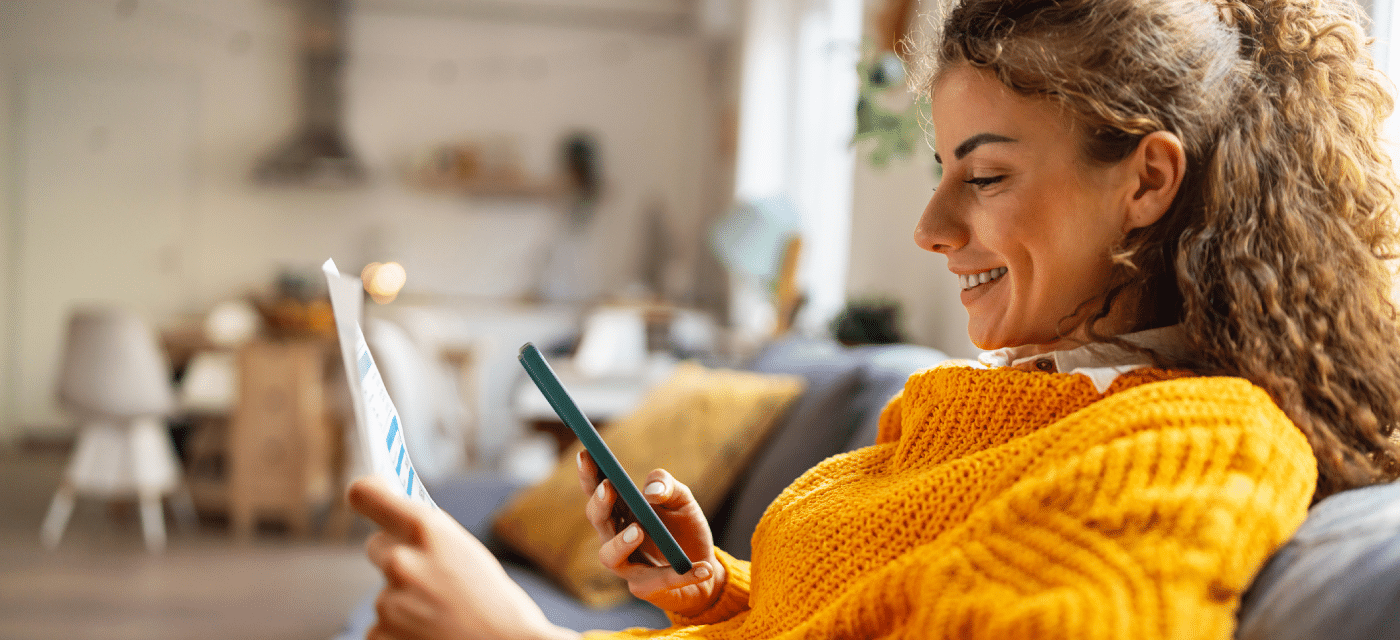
492, 362, 805, 608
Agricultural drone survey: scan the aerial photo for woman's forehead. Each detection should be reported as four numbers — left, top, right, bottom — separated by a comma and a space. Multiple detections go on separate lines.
930, 65, 1076, 157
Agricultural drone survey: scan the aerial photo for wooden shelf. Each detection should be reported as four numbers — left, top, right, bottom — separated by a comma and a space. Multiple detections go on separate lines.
409, 174, 567, 199
404, 147, 570, 201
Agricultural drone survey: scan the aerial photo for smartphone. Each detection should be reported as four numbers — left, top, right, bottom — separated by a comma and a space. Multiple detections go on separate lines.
517, 342, 693, 575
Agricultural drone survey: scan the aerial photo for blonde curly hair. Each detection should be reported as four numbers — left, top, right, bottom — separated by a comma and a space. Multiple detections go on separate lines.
910, 0, 1400, 501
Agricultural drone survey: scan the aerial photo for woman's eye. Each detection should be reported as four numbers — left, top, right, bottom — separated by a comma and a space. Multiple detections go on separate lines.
964, 175, 1005, 188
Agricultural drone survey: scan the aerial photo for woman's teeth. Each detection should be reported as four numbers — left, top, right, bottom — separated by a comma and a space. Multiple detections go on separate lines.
960, 267, 1007, 290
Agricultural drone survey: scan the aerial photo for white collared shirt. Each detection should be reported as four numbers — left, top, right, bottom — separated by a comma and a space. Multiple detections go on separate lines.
977, 325, 1190, 393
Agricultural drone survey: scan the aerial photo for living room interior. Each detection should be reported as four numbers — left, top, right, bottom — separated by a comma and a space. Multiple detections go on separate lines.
2, 0, 1397, 639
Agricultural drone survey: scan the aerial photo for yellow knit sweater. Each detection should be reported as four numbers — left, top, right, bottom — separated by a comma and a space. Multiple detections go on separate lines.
595, 363, 1317, 639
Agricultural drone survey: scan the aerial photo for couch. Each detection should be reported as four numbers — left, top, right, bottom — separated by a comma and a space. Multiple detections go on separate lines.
336, 336, 952, 636
338, 335, 1400, 639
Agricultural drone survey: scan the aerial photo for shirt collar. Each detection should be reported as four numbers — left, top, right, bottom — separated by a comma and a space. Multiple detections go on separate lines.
977, 325, 1189, 393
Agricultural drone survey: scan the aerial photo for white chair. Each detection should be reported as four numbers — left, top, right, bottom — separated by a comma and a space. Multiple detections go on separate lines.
40, 306, 186, 553
364, 317, 471, 483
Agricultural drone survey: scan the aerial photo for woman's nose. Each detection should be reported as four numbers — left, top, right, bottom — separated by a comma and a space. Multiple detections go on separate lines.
914, 185, 966, 254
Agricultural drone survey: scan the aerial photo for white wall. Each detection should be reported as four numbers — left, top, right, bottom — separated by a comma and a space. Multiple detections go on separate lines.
844, 0, 977, 358
0, 0, 712, 442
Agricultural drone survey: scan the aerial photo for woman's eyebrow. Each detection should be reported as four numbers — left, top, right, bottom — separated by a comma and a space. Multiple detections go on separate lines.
954, 133, 1017, 160
935, 132, 1018, 165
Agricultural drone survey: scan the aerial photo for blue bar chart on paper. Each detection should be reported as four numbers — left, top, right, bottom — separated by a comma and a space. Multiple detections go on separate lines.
323, 258, 435, 507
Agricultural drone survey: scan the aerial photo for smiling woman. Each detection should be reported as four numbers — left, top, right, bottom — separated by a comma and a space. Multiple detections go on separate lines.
912, 0, 1400, 502
342, 1, 1400, 639
916, 65, 1184, 351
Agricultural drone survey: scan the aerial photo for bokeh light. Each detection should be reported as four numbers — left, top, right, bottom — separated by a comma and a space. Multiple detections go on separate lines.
361, 261, 407, 304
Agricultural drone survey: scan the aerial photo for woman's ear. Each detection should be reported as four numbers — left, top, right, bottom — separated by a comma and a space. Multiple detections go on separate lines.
1123, 130, 1186, 233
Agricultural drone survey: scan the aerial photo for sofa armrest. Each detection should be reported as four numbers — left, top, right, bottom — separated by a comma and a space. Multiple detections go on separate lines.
1237, 480, 1400, 640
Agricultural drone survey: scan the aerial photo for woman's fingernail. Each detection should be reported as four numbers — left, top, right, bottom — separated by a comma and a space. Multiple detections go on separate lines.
595, 482, 606, 500
694, 564, 711, 580
622, 524, 639, 544
577, 451, 584, 470
644, 481, 665, 497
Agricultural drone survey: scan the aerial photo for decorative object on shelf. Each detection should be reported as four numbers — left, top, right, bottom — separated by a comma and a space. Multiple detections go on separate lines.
253, 266, 336, 339
406, 135, 560, 198
560, 130, 603, 229
535, 130, 609, 302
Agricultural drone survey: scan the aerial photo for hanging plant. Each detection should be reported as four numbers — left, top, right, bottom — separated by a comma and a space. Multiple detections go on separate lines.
852, 46, 931, 171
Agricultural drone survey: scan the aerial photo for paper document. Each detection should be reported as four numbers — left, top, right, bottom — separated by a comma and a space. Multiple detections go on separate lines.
322, 258, 435, 507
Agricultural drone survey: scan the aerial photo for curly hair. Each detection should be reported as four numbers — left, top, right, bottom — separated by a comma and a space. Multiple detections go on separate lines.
910, 0, 1400, 502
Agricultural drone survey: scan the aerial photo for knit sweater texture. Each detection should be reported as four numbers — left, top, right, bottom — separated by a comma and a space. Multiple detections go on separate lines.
591, 363, 1317, 639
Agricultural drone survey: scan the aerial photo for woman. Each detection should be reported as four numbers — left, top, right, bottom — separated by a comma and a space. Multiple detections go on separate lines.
348, 0, 1400, 637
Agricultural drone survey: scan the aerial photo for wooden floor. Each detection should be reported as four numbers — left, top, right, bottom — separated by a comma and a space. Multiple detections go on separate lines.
0, 448, 382, 640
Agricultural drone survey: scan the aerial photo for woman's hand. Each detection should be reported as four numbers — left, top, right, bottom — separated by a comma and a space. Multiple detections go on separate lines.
348, 475, 580, 640
577, 451, 727, 617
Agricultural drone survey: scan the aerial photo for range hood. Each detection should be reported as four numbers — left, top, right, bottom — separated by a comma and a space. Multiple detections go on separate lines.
254, 0, 367, 187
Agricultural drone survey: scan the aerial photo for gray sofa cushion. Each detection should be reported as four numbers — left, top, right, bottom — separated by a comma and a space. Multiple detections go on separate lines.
843, 343, 950, 451
502, 560, 669, 631
428, 472, 524, 544
715, 337, 867, 560
1236, 480, 1400, 640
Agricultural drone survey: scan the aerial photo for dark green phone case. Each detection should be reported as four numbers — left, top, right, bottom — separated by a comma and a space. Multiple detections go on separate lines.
518, 342, 692, 574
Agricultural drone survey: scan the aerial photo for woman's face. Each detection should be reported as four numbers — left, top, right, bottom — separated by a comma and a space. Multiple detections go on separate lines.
917, 64, 1140, 351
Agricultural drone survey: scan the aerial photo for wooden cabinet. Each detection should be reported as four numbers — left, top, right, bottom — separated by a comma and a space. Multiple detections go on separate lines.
228, 339, 336, 541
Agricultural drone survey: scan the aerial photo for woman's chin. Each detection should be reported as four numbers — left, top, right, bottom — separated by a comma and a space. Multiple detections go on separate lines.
967, 327, 1011, 351
966, 323, 1056, 352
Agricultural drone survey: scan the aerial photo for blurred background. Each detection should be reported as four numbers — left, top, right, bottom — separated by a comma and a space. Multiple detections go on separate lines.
0, 0, 1394, 638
